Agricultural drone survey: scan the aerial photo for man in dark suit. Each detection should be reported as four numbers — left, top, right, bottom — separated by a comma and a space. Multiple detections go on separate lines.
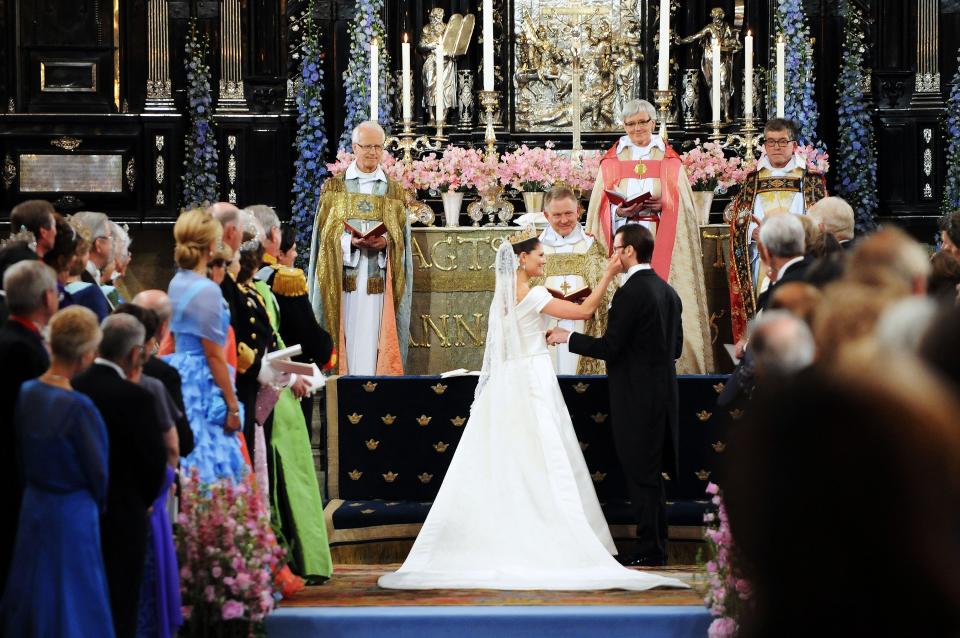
73, 313, 166, 638
548, 224, 682, 567
0, 260, 57, 597
755, 214, 808, 312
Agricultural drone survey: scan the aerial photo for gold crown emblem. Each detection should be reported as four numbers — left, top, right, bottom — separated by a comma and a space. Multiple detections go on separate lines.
365, 439, 380, 450
416, 415, 432, 426
551, 179, 583, 200
729, 409, 745, 420
591, 471, 607, 483
712, 382, 726, 394
450, 416, 466, 427
507, 224, 539, 245
696, 410, 712, 422
433, 441, 450, 453
430, 383, 448, 395
695, 469, 712, 481
711, 441, 726, 453
348, 470, 363, 480
362, 381, 378, 392
382, 471, 399, 483
360, 508, 375, 514
349, 502, 362, 507
417, 472, 433, 484
661, 472, 672, 481
590, 412, 608, 424
381, 414, 396, 425
347, 413, 363, 425
572, 382, 590, 394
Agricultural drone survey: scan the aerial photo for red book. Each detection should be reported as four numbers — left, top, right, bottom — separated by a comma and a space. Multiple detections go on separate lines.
604, 189, 651, 209
344, 220, 388, 239
546, 285, 592, 304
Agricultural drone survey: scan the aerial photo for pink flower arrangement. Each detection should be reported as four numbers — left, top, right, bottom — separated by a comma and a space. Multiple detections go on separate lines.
702, 482, 752, 638
325, 150, 416, 191
498, 142, 567, 192
681, 141, 753, 193
176, 469, 285, 634
793, 144, 830, 173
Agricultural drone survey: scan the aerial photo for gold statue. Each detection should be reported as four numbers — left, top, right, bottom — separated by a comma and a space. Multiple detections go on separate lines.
676, 8, 742, 123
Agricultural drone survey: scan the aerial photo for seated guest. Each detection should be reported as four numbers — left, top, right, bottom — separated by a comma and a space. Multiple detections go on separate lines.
812, 280, 907, 362
73, 314, 166, 638
133, 289, 195, 457
72, 211, 115, 305
747, 310, 816, 380
796, 214, 821, 257
846, 227, 931, 296
103, 221, 133, 306
0, 200, 57, 285
807, 196, 856, 249
768, 282, 822, 326
0, 306, 113, 636
0, 260, 57, 598
724, 357, 960, 638
41, 214, 81, 309
928, 251, 960, 301
62, 216, 111, 321
755, 214, 807, 312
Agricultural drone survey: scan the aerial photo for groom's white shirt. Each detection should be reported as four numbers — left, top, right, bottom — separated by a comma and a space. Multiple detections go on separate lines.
621, 263, 652, 286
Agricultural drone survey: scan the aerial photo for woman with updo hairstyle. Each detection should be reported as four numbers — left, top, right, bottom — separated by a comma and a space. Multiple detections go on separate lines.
62, 216, 111, 321
164, 209, 245, 484
1, 306, 115, 635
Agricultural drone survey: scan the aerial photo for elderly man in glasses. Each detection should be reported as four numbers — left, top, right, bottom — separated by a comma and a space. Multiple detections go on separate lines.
585, 98, 714, 374
307, 120, 413, 375
726, 118, 828, 342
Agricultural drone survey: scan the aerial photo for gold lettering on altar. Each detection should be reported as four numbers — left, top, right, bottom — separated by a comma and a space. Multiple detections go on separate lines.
452, 313, 484, 347
410, 236, 431, 270
430, 236, 457, 271
455, 235, 488, 271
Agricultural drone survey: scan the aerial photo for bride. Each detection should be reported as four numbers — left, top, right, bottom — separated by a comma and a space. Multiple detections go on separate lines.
378, 227, 686, 591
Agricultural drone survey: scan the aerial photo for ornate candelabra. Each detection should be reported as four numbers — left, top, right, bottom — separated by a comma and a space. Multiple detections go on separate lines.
654, 89, 674, 140
479, 90, 500, 161
741, 114, 760, 159
385, 118, 440, 166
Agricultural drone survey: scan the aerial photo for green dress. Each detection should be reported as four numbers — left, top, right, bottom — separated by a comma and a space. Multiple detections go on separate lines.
252, 279, 333, 581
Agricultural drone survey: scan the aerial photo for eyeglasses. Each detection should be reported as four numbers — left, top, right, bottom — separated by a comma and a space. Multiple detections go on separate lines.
612, 244, 624, 253
355, 143, 384, 152
763, 138, 794, 149
623, 118, 652, 129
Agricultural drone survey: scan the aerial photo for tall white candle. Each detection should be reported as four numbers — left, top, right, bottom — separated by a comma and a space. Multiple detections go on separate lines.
744, 31, 753, 118
435, 47, 444, 124
483, 0, 494, 91
401, 35, 412, 121
369, 38, 379, 121
657, 0, 670, 90
711, 36, 721, 122
776, 35, 785, 117
572, 61, 581, 151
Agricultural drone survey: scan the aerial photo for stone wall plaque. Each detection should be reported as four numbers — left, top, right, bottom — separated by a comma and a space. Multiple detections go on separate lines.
19, 154, 124, 193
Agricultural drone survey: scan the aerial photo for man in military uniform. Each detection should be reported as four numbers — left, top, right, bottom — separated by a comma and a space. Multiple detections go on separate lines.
307, 121, 413, 375
726, 118, 827, 342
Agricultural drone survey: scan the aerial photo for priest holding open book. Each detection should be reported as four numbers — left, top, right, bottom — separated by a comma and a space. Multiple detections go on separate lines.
585, 99, 714, 374
307, 121, 413, 376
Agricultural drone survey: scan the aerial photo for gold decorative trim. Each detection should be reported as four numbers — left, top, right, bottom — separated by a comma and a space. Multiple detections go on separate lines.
430, 382, 448, 395
360, 508, 376, 514
50, 136, 82, 151
362, 381, 378, 392
712, 382, 725, 394
450, 416, 466, 427
347, 412, 363, 425
572, 382, 590, 393
711, 441, 726, 453
591, 471, 607, 483
695, 469, 712, 481
432, 441, 450, 453
590, 412, 608, 423
125, 157, 135, 191
417, 472, 433, 484
382, 471, 399, 483
729, 409, 744, 420
380, 414, 396, 425
662, 472, 672, 481
3, 155, 16, 190
347, 469, 362, 480
416, 415, 432, 426
696, 410, 712, 422
364, 439, 379, 450
155, 155, 165, 184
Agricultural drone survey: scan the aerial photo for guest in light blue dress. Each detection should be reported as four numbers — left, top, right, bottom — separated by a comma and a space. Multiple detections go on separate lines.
164, 209, 245, 484
0, 306, 114, 637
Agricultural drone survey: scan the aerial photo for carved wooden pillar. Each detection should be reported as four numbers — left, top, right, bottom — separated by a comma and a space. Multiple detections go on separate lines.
145, 0, 175, 110
911, 0, 941, 106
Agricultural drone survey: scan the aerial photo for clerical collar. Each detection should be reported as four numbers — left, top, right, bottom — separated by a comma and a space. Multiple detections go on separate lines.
622, 263, 652, 284
616, 134, 665, 156
345, 160, 387, 183
541, 224, 585, 246
758, 154, 801, 175
94, 357, 127, 380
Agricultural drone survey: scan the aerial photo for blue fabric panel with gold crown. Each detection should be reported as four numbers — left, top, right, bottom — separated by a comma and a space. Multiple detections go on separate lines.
324, 375, 733, 546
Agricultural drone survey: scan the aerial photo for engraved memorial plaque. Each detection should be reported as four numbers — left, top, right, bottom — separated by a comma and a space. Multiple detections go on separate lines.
19, 154, 124, 193
40, 62, 97, 93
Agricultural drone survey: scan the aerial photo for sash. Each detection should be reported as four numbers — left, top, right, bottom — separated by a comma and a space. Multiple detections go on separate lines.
596, 147, 682, 280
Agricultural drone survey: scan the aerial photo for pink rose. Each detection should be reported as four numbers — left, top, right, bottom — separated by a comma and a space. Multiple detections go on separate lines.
221, 600, 245, 621
705, 482, 719, 495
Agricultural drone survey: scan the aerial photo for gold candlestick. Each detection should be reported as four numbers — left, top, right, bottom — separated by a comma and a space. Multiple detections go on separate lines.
385, 118, 439, 165
653, 89, 673, 140
709, 119, 723, 141
479, 90, 500, 161
742, 115, 759, 158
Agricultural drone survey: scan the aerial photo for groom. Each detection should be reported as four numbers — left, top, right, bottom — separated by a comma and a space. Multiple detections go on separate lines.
547, 224, 682, 566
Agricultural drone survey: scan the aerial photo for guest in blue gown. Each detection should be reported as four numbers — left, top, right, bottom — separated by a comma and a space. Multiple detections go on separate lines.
164, 209, 245, 484
0, 305, 114, 638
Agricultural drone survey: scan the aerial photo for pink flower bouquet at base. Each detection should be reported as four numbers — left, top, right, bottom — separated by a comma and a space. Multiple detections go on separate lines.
702, 482, 752, 638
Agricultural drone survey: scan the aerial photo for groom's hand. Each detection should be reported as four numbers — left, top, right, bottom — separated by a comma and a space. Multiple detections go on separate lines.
547, 327, 571, 345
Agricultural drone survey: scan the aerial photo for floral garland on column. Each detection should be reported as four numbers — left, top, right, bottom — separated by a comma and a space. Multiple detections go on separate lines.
835, 0, 878, 233
775, 0, 821, 149
338, 0, 393, 151
703, 483, 752, 638
182, 20, 219, 210
942, 49, 960, 217
290, 0, 329, 264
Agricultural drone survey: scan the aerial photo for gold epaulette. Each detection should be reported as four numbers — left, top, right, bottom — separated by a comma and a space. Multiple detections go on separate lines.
237, 342, 255, 375
271, 266, 308, 297
321, 176, 346, 194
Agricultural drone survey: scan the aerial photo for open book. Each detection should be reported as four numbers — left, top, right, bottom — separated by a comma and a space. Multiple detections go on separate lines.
604, 189, 651, 209
344, 220, 387, 239
546, 285, 591, 304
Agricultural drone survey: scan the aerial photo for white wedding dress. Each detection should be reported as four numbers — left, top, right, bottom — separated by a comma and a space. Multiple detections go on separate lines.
378, 243, 686, 591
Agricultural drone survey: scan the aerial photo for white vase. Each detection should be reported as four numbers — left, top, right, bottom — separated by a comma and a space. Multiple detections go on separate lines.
691, 190, 715, 225
441, 191, 464, 227
521, 191, 545, 215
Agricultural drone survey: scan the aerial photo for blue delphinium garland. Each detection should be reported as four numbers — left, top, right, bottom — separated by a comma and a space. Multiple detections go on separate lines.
338, 0, 393, 151
290, 0, 329, 265
942, 49, 960, 217
835, 0, 877, 233
776, 0, 821, 148
182, 20, 219, 210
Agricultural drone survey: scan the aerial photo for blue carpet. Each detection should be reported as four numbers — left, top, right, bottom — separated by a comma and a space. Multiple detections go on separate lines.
266, 605, 712, 638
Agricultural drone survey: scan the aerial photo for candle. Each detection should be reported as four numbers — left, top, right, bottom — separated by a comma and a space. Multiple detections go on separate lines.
435, 47, 444, 125
572, 61, 581, 151
483, 0, 494, 92
369, 37, 379, 122
776, 35, 785, 118
711, 36, 721, 123
401, 35, 412, 121
657, 0, 670, 90
744, 30, 753, 118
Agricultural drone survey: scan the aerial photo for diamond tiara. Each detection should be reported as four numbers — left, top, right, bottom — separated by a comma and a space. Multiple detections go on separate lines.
507, 225, 539, 245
